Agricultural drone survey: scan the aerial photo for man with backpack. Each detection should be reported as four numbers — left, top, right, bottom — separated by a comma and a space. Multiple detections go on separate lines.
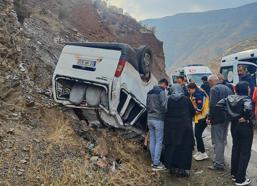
217, 82, 253, 186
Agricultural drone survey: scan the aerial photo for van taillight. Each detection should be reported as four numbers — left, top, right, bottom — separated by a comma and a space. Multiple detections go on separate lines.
115, 59, 126, 77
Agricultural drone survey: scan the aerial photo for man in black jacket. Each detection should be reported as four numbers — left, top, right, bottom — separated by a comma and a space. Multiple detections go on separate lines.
217, 82, 253, 186
201, 76, 210, 96
238, 65, 255, 96
207, 75, 233, 171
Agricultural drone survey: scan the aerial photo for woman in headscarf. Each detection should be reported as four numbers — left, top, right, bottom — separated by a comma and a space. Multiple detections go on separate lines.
163, 84, 195, 177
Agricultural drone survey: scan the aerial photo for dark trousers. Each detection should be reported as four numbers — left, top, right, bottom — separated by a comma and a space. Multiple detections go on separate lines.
195, 119, 207, 153
231, 121, 253, 183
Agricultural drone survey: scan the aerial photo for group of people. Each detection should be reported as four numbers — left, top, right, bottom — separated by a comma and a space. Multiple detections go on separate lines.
146, 65, 256, 186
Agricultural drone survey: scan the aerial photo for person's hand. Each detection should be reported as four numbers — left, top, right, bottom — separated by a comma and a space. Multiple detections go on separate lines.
239, 117, 248, 123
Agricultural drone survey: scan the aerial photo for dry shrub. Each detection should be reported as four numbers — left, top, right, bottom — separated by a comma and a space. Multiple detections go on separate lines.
107, 134, 160, 186
44, 109, 78, 147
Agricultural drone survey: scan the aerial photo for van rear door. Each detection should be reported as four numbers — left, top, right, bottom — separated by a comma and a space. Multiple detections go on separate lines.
54, 45, 122, 84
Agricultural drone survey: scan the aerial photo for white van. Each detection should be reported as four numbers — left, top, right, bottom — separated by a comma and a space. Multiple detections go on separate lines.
171, 65, 212, 86
52, 42, 157, 130
220, 49, 257, 85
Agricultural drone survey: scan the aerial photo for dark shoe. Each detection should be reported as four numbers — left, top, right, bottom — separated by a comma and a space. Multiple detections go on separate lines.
208, 165, 224, 171
152, 163, 167, 171
177, 169, 190, 177
170, 168, 178, 175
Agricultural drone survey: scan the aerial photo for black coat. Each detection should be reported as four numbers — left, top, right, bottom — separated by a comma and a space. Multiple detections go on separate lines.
164, 96, 195, 146
201, 82, 211, 96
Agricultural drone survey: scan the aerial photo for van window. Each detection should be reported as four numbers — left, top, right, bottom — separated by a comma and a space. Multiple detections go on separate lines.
220, 66, 234, 83
187, 73, 211, 86
239, 57, 257, 65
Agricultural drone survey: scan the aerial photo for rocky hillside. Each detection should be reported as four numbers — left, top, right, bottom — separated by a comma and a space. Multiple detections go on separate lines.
14, 0, 167, 80
143, 2, 257, 69
0, 0, 164, 185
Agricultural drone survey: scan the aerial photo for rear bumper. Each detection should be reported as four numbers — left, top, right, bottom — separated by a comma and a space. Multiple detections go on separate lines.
52, 75, 147, 129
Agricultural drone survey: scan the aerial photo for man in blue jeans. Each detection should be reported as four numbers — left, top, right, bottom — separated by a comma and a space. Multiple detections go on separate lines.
146, 78, 168, 171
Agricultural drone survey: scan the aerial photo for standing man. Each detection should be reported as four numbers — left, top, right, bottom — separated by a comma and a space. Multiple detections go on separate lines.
238, 65, 255, 96
146, 78, 168, 171
188, 83, 209, 161
201, 76, 211, 96
218, 82, 253, 185
207, 75, 233, 170
217, 74, 234, 93
176, 76, 189, 96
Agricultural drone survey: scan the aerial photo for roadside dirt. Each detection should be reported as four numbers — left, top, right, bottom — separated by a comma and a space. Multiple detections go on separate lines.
161, 154, 234, 186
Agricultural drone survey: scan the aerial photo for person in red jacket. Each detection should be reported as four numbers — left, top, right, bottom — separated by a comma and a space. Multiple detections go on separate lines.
252, 87, 257, 122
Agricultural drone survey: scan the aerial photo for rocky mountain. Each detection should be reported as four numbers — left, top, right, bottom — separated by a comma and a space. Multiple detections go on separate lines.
209, 36, 257, 73
143, 2, 257, 69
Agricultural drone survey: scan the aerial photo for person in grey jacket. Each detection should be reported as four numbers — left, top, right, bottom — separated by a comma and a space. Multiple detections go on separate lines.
146, 78, 168, 171
207, 75, 233, 171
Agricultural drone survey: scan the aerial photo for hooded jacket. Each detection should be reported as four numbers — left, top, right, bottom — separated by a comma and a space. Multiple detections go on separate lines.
217, 95, 253, 122
146, 86, 167, 120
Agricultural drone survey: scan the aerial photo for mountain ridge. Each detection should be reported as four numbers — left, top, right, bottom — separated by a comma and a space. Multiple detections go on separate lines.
142, 2, 257, 69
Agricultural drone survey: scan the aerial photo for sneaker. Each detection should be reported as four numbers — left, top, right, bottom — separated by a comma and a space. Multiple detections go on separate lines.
232, 175, 236, 182
152, 163, 166, 171
232, 176, 250, 183
193, 152, 201, 159
235, 179, 251, 186
194, 152, 209, 161
208, 165, 224, 171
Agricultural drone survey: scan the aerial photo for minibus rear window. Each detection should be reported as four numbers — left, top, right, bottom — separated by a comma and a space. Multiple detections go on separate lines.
220, 66, 234, 83
239, 57, 257, 64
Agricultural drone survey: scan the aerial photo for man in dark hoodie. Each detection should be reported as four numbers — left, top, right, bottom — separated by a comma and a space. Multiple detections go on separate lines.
238, 65, 255, 96
217, 82, 253, 186
201, 76, 210, 96
146, 78, 168, 171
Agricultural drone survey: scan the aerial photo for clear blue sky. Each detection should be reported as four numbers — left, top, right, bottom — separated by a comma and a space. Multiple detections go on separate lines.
108, 0, 257, 20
